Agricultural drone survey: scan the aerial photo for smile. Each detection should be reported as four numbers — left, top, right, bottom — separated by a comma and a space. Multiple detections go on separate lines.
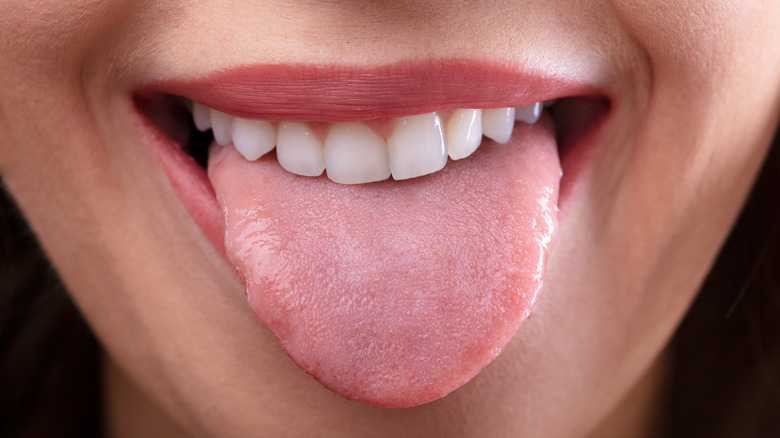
133, 58, 610, 408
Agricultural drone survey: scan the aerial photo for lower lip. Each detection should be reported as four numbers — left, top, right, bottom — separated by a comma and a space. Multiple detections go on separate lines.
134, 105, 225, 255
554, 97, 611, 217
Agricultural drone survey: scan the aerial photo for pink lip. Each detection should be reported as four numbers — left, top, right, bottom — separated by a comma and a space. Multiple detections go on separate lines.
138, 58, 601, 121
132, 58, 611, 405
134, 58, 610, 260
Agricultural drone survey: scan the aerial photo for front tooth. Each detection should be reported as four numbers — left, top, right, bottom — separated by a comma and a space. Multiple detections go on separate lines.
482, 108, 515, 144
387, 112, 447, 180
324, 122, 391, 184
515, 102, 542, 124
232, 118, 277, 161
192, 102, 212, 132
445, 109, 482, 160
277, 122, 325, 176
211, 109, 234, 146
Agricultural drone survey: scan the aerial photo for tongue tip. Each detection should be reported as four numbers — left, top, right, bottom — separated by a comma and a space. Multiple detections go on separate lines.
289, 337, 502, 408
264, 285, 540, 408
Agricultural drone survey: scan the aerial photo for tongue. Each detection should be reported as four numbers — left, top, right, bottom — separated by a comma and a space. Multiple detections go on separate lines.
207, 118, 560, 407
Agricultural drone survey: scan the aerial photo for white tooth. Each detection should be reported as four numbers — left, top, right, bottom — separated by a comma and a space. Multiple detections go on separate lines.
232, 118, 276, 161
445, 109, 482, 160
387, 112, 447, 180
515, 102, 542, 124
482, 108, 515, 144
192, 102, 212, 132
277, 122, 324, 177
324, 122, 390, 184
210, 109, 234, 146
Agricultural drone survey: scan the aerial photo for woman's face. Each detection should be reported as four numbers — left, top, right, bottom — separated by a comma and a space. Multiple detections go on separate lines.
2, 1, 779, 436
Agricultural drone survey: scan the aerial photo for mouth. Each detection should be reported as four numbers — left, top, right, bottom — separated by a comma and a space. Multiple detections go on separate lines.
132, 58, 610, 407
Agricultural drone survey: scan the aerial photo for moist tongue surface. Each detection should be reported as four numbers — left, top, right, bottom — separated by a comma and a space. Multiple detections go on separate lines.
208, 119, 560, 407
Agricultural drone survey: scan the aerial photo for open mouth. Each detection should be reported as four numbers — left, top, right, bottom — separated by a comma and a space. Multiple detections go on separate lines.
132, 59, 609, 407
193, 101, 549, 183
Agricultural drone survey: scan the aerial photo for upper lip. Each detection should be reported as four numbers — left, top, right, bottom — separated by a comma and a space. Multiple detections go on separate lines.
136, 58, 604, 122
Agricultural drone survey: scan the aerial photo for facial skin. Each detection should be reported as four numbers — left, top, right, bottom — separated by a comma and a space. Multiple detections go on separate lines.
1, 1, 779, 437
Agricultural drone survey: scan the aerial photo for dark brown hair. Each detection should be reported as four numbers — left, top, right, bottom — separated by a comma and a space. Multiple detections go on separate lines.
0, 136, 778, 437
0, 189, 100, 438
663, 134, 780, 436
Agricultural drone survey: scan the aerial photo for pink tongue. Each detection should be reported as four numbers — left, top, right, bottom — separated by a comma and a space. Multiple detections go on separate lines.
208, 119, 560, 407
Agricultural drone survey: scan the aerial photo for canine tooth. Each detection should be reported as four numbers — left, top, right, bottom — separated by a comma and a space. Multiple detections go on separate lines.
387, 112, 447, 180
324, 122, 390, 184
445, 109, 482, 160
232, 118, 277, 161
210, 109, 234, 146
516, 102, 542, 124
192, 102, 212, 131
277, 122, 325, 177
482, 108, 515, 144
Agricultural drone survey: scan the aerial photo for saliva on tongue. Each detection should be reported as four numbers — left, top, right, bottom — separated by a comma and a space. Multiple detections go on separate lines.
207, 119, 560, 407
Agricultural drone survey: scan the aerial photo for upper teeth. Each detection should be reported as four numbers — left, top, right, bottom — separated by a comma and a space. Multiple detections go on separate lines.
190, 100, 544, 184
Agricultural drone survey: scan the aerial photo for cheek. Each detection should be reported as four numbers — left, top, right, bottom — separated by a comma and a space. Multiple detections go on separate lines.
613, 0, 741, 58
604, 0, 780, 320
610, 0, 780, 231
0, 1, 132, 69
610, 0, 779, 106
537, 1, 780, 429
0, 1, 128, 170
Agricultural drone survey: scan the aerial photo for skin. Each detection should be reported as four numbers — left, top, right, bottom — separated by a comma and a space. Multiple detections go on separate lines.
1, 1, 780, 437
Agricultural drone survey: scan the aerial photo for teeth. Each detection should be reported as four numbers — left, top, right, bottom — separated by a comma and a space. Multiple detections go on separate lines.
192, 102, 212, 132
232, 117, 276, 161
210, 109, 234, 146
387, 113, 447, 180
515, 102, 542, 124
277, 122, 325, 177
189, 100, 547, 184
445, 109, 483, 160
324, 122, 391, 184
482, 107, 516, 144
